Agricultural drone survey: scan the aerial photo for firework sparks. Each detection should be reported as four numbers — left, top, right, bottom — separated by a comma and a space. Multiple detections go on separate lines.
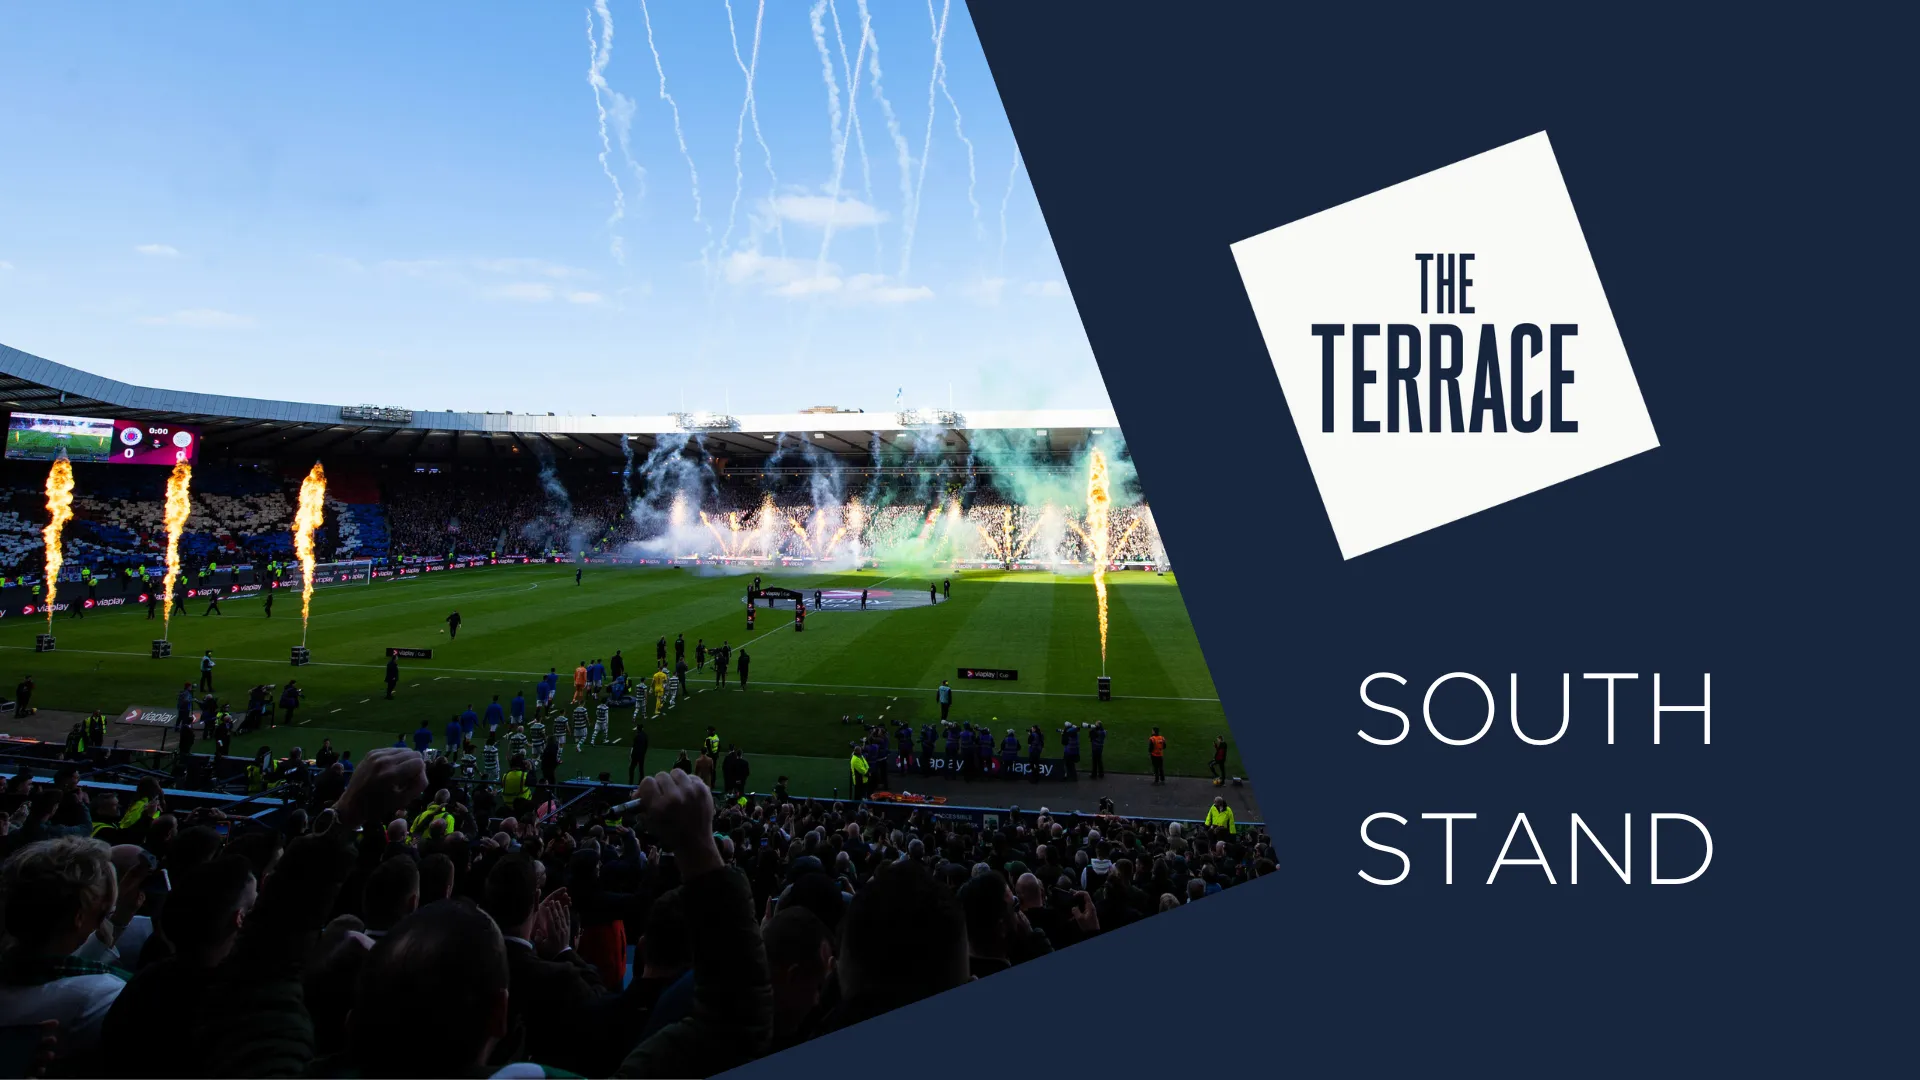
701, 511, 735, 557
41, 455, 75, 631
161, 464, 192, 636
293, 463, 327, 645
1086, 448, 1112, 673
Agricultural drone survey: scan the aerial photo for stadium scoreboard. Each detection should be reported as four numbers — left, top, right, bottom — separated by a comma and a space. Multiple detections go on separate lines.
342, 404, 414, 423
4, 411, 199, 465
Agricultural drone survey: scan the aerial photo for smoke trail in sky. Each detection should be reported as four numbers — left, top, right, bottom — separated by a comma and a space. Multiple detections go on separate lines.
723, 1, 748, 252
639, 0, 710, 266
854, 0, 916, 279
723, 0, 781, 257
809, 1, 843, 164
813, 0, 868, 283
929, 0, 980, 237
998, 147, 1022, 273
586, 3, 626, 262
914, 1, 945, 258
827, 1, 879, 270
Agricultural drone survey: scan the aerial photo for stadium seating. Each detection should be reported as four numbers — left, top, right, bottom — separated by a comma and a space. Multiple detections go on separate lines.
0, 460, 1161, 581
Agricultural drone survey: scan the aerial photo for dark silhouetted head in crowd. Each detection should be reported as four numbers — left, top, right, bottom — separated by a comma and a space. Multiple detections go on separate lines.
363, 854, 421, 935
834, 862, 969, 1018
348, 899, 510, 1077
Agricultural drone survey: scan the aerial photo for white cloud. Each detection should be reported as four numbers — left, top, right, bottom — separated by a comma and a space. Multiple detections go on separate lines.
843, 274, 934, 304
1023, 279, 1070, 298
724, 250, 822, 287
139, 308, 255, 328
135, 244, 182, 257
379, 259, 452, 279
473, 258, 590, 280
725, 249, 930, 305
0, 261, 14, 272
765, 194, 888, 228
566, 291, 605, 305
484, 282, 557, 303
962, 277, 1008, 305
770, 275, 844, 297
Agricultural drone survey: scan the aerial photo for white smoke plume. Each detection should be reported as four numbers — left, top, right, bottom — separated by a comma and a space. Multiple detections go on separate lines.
723, 0, 780, 257
626, 434, 724, 562
639, 0, 710, 266
998, 147, 1022, 273
809, 0, 844, 165
812, 0, 868, 283
827, 1, 880, 269
586, 2, 626, 262
929, 0, 979, 238
528, 449, 582, 556
619, 433, 635, 505
913, 0, 943, 269
853, 0, 916, 280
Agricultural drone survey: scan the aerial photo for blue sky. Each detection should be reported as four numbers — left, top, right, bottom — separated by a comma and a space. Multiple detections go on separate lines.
0, 1, 1106, 417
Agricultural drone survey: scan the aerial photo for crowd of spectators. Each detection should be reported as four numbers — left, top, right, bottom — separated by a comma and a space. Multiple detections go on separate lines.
2, 457, 1164, 583
0, 743, 1268, 1077
0, 462, 377, 581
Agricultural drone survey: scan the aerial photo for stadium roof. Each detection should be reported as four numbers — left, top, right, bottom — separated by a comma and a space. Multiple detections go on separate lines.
0, 343, 1119, 463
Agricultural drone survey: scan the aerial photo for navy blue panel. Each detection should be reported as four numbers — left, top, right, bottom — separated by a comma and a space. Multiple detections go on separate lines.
733, 5, 1909, 1076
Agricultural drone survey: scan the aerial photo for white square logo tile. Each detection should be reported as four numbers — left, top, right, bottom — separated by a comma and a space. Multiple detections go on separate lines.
1230, 132, 1658, 559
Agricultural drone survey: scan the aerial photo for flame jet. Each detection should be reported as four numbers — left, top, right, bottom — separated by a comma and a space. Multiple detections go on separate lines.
1086, 448, 1112, 673
42, 454, 75, 630
161, 464, 192, 635
293, 463, 327, 645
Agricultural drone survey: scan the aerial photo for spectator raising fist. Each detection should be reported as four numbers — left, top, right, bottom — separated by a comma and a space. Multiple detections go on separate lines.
636, 768, 723, 880
332, 747, 429, 832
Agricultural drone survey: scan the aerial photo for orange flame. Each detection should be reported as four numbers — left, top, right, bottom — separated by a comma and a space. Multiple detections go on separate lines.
161, 464, 192, 635
293, 463, 327, 644
1087, 448, 1112, 673
42, 455, 74, 631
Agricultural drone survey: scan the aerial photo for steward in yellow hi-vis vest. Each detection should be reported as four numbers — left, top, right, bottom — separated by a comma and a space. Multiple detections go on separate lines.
848, 744, 869, 798
1205, 798, 1237, 835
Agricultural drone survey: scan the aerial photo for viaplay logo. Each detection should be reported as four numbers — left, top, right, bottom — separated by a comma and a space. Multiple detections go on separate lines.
1231, 132, 1658, 559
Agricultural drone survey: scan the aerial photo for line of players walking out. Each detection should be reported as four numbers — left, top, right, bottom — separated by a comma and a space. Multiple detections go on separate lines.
400, 626, 754, 790
847, 716, 1112, 798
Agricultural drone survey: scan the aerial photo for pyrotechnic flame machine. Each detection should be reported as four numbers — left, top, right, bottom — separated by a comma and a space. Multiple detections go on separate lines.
1086, 448, 1112, 675
161, 463, 193, 638
293, 463, 328, 647
41, 453, 75, 634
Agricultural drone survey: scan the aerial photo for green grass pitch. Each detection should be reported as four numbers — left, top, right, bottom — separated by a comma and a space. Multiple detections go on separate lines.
1, 564, 1238, 796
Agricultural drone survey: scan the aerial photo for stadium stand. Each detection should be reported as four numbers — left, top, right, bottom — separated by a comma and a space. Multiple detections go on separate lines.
0, 347, 1214, 1075
0, 741, 1268, 1075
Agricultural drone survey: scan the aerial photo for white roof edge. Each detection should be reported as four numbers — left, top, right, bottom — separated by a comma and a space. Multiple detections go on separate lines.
1, 344, 1119, 435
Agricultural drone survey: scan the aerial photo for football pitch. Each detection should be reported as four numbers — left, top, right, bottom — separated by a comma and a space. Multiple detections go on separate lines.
1, 564, 1238, 796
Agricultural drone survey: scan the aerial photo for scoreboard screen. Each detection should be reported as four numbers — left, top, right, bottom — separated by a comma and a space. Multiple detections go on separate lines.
5, 412, 199, 465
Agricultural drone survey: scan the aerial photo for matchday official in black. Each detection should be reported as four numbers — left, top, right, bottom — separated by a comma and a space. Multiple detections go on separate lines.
628, 721, 649, 783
